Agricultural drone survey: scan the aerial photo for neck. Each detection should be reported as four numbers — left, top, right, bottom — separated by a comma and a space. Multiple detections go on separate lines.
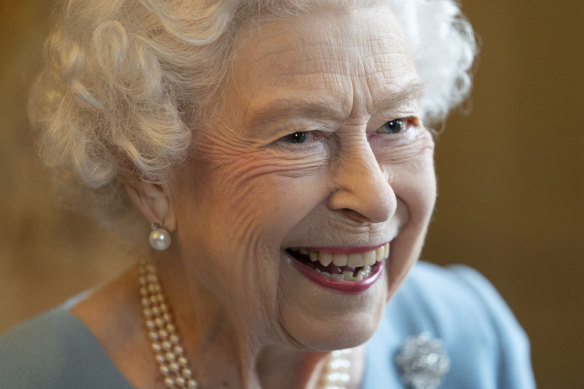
154, 254, 363, 389
258, 347, 330, 389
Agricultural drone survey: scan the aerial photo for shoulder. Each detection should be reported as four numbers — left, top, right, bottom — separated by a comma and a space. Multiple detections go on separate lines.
363, 261, 535, 389
393, 262, 528, 340
0, 307, 133, 389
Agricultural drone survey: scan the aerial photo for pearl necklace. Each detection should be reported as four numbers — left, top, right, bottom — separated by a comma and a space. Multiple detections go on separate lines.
139, 259, 352, 389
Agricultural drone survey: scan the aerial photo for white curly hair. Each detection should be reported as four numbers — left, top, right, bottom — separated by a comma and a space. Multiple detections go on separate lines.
28, 0, 477, 237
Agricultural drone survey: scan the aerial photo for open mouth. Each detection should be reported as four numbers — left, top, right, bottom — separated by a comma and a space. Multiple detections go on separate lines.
285, 243, 389, 282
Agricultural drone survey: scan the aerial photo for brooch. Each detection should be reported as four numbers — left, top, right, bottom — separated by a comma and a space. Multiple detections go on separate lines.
395, 332, 450, 389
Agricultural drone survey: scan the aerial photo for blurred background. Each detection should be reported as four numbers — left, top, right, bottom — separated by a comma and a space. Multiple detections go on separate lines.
0, 1, 582, 387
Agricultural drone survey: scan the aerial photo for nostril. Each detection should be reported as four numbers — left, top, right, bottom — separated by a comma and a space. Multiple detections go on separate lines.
339, 208, 373, 224
327, 178, 396, 224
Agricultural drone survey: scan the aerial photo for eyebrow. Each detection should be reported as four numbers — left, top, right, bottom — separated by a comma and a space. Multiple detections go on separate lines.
375, 80, 424, 112
245, 96, 346, 132
245, 80, 424, 132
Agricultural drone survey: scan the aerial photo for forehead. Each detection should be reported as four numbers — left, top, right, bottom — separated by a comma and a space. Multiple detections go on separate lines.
223, 6, 418, 125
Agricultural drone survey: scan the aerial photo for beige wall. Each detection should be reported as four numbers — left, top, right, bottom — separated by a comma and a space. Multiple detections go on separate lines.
422, 2, 584, 387
1, 1, 582, 387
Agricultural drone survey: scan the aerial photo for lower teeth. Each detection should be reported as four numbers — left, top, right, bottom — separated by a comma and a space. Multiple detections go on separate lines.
315, 265, 372, 281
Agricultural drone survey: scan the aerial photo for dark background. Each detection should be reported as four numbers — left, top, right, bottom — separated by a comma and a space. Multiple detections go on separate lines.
1, 1, 582, 387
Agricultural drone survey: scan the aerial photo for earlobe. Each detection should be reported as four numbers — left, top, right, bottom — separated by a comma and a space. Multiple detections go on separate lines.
124, 180, 176, 232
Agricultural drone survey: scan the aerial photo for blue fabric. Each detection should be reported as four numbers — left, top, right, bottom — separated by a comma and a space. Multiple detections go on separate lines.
361, 262, 535, 388
0, 305, 133, 389
0, 262, 535, 388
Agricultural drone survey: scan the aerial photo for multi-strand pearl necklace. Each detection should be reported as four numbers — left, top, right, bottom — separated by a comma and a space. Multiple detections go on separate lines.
139, 260, 197, 388
139, 259, 352, 389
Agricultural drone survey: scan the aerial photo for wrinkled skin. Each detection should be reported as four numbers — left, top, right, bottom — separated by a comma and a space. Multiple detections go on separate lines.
169, 5, 436, 388
74, 5, 437, 389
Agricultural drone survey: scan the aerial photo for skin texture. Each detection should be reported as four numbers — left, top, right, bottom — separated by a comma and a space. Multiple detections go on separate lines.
73, 5, 437, 389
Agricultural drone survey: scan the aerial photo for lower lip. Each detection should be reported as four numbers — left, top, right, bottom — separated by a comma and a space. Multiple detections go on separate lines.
287, 254, 384, 294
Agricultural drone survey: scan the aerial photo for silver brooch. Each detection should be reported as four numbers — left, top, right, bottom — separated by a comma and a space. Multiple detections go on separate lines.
395, 332, 450, 389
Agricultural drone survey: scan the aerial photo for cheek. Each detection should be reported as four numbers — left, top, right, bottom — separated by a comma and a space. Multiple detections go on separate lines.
384, 131, 437, 222
382, 138, 436, 294
177, 143, 330, 261
172, 143, 331, 330
393, 152, 437, 223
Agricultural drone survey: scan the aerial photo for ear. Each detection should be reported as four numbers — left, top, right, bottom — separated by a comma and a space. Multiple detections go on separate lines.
125, 180, 176, 232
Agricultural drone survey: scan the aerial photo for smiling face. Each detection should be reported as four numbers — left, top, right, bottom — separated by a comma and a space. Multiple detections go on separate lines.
171, 6, 436, 351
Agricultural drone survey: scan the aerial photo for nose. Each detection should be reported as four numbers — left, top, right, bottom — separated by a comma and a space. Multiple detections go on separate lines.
326, 138, 396, 223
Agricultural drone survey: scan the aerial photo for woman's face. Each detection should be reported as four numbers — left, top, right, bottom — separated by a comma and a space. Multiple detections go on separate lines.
172, 6, 436, 350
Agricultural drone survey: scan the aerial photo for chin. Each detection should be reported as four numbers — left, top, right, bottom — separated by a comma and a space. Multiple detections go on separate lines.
277, 258, 390, 351
283, 306, 387, 352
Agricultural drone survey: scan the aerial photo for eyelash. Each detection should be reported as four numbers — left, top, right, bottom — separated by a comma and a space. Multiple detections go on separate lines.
276, 117, 417, 146
281, 132, 309, 144
378, 117, 416, 135
279, 131, 326, 145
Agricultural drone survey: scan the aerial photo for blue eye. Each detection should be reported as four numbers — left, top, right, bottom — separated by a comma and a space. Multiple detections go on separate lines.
381, 119, 408, 134
282, 132, 308, 144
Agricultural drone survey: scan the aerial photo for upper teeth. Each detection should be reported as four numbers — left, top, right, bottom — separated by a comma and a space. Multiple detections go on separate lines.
297, 243, 389, 268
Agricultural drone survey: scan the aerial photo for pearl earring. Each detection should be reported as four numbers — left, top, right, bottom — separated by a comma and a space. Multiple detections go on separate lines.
149, 223, 171, 251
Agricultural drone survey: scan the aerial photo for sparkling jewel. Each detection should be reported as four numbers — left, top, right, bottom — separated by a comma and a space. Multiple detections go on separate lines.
140, 259, 353, 389
395, 332, 450, 389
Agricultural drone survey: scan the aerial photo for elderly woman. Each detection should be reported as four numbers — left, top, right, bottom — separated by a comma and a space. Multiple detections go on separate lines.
0, 0, 534, 388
